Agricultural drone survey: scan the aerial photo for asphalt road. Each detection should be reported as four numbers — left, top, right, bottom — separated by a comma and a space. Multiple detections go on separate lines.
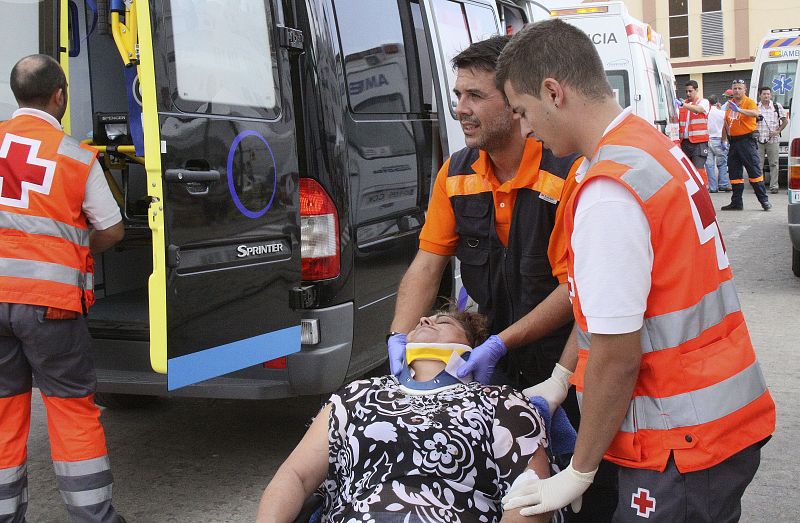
23, 191, 799, 522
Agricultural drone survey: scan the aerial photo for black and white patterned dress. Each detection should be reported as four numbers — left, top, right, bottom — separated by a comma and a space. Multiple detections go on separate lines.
320, 376, 547, 522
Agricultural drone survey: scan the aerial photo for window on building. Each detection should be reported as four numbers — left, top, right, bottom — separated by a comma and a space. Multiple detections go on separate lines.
668, 0, 689, 58
701, 0, 723, 56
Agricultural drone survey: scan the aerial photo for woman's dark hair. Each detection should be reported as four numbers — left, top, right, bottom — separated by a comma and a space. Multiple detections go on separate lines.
434, 304, 490, 347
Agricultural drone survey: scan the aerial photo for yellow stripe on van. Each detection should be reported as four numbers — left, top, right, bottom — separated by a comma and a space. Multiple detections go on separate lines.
59, 0, 71, 135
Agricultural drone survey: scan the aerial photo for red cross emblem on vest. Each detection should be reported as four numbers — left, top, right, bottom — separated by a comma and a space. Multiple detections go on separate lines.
631, 487, 656, 518
0, 133, 57, 209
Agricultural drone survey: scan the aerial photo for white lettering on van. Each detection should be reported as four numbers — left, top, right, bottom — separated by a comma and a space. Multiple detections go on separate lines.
589, 33, 618, 45
349, 74, 390, 96
237, 243, 285, 258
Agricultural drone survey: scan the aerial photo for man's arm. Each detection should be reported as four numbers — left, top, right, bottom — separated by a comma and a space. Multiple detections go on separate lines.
256, 404, 331, 522
498, 283, 572, 348
571, 331, 641, 472
90, 221, 124, 254
737, 107, 759, 118
390, 250, 450, 333
683, 101, 707, 114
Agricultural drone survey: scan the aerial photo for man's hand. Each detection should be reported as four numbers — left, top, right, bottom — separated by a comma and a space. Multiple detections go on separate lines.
769, 130, 780, 139
502, 460, 596, 516
456, 334, 507, 383
522, 363, 573, 415
388, 333, 407, 376
726, 101, 740, 113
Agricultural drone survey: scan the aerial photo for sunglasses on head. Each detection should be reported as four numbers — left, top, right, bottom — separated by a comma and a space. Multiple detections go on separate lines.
732, 80, 747, 85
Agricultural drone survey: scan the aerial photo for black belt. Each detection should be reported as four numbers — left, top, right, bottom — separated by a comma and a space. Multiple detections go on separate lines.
729, 132, 755, 143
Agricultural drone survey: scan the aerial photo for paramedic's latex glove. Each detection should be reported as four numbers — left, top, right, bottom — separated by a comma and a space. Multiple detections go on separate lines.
502, 460, 597, 516
388, 333, 407, 376
675, 98, 684, 107
457, 334, 507, 384
726, 100, 740, 113
522, 363, 573, 415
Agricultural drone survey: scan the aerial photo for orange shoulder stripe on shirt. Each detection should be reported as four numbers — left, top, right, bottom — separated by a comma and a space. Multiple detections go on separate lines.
445, 173, 492, 198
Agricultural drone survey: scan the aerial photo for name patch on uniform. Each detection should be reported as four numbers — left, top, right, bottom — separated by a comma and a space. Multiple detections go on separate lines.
539, 193, 558, 204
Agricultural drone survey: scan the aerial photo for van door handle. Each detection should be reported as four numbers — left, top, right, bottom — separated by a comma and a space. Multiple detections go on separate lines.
164, 169, 220, 196
164, 169, 220, 183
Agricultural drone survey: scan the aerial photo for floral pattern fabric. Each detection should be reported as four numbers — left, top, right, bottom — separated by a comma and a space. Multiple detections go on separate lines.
320, 376, 547, 523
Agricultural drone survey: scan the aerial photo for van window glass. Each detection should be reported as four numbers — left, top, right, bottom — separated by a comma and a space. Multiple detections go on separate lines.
606, 70, 631, 108
760, 60, 797, 111
432, 0, 472, 111
650, 65, 671, 127
0, 0, 57, 120
169, 0, 276, 111
334, 0, 411, 114
464, 3, 498, 41
501, 4, 526, 34
410, 1, 436, 112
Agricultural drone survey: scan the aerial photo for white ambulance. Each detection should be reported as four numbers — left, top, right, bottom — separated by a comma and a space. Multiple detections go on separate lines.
750, 29, 800, 275
551, 2, 680, 141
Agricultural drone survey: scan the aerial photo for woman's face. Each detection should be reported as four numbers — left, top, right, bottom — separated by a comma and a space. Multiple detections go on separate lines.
406, 314, 470, 346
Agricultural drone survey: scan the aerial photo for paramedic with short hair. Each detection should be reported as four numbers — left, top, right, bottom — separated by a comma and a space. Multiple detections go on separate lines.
0, 55, 125, 523
678, 80, 710, 183
497, 19, 775, 521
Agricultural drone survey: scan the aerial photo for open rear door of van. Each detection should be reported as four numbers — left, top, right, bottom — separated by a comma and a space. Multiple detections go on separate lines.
138, 0, 302, 390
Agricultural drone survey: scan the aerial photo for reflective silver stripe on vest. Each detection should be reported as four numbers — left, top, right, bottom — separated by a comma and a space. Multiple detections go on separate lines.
0, 210, 89, 247
57, 135, 94, 165
687, 130, 708, 136
0, 257, 92, 290
690, 118, 708, 125
593, 145, 672, 202
0, 464, 25, 485
577, 327, 591, 350
641, 280, 741, 353
53, 456, 110, 477
577, 280, 740, 354
618, 361, 767, 432
60, 484, 113, 507
0, 489, 27, 515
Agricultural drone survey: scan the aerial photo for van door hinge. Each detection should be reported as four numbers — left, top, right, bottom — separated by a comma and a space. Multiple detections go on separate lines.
277, 26, 304, 50
167, 244, 181, 268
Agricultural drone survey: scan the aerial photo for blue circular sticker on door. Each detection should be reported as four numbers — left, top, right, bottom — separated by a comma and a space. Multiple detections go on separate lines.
226, 130, 278, 219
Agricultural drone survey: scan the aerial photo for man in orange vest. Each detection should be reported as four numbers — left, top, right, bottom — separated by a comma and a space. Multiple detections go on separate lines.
677, 80, 710, 184
0, 55, 125, 522
496, 20, 775, 521
720, 79, 772, 211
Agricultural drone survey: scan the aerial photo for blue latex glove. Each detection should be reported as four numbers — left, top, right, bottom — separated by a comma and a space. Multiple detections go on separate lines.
388, 333, 407, 376
726, 100, 740, 113
456, 334, 508, 383
674, 98, 684, 107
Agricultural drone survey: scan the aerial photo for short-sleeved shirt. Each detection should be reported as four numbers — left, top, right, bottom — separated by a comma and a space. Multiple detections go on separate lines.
419, 139, 580, 283
320, 376, 547, 523
725, 96, 758, 136
757, 102, 787, 143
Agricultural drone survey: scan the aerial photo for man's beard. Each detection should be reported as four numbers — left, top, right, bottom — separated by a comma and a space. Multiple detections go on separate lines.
464, 115, 513, 152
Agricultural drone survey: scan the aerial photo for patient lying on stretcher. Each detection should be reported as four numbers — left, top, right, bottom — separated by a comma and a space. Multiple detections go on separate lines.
256, 309, 556, 523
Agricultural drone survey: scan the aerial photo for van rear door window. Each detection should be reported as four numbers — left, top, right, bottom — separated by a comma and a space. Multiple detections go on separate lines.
760, 60, 797, 111
0, 0, 57, 120
464, 3, 498, 41
606, 70, 631, 108
168, 0, 277, 113
334, 0, 411, 114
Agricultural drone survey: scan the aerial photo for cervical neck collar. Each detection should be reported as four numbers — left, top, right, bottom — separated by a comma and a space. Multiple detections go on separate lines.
397, 343, 472, 391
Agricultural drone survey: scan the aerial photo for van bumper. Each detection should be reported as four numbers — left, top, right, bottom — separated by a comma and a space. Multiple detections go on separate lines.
91, 303, 353, 399
789, 199, 800, 249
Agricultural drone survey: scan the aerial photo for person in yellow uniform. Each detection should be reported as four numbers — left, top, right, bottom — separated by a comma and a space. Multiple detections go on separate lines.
720, 79, 772, 211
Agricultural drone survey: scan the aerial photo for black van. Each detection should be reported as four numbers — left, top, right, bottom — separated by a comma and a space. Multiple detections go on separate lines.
1, 0, 508, 403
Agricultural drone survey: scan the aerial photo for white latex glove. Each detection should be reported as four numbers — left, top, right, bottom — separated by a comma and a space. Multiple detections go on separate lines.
522, 363, 573, 415
502, 459, 596, 516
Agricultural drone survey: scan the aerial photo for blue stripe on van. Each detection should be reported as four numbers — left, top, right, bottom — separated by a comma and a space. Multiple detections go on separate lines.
167, 325, 301, 390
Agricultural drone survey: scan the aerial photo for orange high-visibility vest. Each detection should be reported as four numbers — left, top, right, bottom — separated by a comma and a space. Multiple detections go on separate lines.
678, 101, 710, 143
566, 113, 775, 473
0, 114, 97, 313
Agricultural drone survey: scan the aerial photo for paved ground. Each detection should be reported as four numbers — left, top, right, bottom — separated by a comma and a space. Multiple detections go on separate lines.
22, 191, 799, 522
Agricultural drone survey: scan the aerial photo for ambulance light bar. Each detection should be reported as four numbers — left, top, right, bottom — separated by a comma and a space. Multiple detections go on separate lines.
550, 6, 609, 16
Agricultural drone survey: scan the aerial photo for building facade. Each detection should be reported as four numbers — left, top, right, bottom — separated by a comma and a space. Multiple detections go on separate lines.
612, 0, 800, 100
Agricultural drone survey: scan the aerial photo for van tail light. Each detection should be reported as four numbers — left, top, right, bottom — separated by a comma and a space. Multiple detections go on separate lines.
263, 357, 287, 369
790, 139, 800, 190
300, 178, 340, 280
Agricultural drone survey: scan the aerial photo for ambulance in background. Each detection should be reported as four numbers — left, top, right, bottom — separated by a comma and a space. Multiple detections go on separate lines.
551, 2, 680, 141
750, 28, 798, 190
751, 29, 800, 276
